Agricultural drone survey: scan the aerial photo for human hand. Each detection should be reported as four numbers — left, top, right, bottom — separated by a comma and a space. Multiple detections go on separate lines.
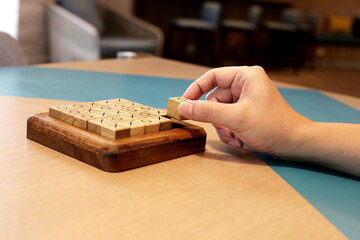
178, 66, 311, 158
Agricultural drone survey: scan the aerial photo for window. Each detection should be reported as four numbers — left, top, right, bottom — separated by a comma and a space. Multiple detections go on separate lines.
0, 0, 20, 38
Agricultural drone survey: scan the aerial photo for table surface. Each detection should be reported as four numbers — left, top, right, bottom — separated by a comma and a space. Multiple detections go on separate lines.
1, 56, 359, 239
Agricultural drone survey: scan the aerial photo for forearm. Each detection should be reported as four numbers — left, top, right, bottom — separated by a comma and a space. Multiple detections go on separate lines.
288, 121, 360, 176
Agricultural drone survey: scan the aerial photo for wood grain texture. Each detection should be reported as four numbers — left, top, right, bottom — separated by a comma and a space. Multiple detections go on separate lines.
0, 95, 347, 240
167, 97, 188, 120
2, 56, 357, 239
27, 113, 207, 172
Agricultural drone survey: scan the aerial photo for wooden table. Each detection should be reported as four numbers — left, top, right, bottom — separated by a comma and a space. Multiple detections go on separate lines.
1, 56, 357, 239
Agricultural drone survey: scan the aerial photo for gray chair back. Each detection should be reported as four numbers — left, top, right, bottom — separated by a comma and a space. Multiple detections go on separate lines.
0, 32, 27, 67
201, 1, 223, 27
247, 5, 263, 26
304, 12, 317, 31
282, 9, 301, 28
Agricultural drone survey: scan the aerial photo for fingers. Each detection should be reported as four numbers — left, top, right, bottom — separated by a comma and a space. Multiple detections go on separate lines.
206, 87, 235, 103
178, 100, 238, 128
215, 126, 244, 148
183, 67, 248, 100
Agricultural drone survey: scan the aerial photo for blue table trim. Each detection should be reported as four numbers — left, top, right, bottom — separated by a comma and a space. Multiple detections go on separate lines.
1, 66, 359, 238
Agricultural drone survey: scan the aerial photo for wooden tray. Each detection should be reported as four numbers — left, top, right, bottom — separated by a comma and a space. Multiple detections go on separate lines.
27, 113, 207, 172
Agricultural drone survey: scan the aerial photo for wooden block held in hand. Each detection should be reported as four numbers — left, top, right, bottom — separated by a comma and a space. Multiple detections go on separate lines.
167, 97, 188, 120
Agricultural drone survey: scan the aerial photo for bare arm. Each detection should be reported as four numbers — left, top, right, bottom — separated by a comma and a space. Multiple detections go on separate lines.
178, 66, 360, 177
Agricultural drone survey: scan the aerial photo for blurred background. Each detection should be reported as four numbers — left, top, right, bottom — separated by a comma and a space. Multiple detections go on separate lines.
0, 0, 359, 97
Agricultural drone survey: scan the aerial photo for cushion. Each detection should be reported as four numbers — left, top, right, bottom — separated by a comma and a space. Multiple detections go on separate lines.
327, 15, 353, 36
263, 21, 297, 32
100, 37, 156, 55
58, 0, 104, 35
222, 19, 256, 31
171, 19, 215, 30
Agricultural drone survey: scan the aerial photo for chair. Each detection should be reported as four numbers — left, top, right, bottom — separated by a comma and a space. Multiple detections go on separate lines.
220, 5, 263, 64
299, 12, 318, 68
222, 5, 263, 31
0, 32, 27, 67
170, 1, 223, 31
166, 1, 223, 66
263, 8, 301, 32
261, 9, 302, 68
47, 0, 164, 62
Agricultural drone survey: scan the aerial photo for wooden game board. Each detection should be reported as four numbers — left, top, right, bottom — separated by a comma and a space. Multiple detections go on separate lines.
26, 98, 206, 172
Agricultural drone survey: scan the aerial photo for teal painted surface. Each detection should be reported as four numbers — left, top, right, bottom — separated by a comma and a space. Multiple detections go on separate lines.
262, 90, 360, 239
1, 66, 360, 238
0, 66, 193, 108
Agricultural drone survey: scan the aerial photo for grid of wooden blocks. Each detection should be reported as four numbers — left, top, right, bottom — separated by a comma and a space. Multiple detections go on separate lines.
27, 96, 207, 172
49, 98, 176, 140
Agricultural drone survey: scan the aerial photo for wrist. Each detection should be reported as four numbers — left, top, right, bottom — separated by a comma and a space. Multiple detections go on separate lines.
274, 116, 317, 160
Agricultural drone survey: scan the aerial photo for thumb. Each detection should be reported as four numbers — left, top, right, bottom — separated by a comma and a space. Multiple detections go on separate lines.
178, 100, 236, 127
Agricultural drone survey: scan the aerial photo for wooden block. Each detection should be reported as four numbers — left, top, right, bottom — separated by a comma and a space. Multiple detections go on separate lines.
27, 113, 207, 172
138, 105, 155, 111
101, 121, 145, 140
90, 105, 116, 112
121, 105, 154, 114
151, 116, 173, 131
73, 113, 100, 129
130, 111, 155, 120
85, 100, 113, 107
109, 102, 143, 110
107, 98, 131, 104
122, 107, 142, 114
73, 111, 123, 129
167, 97, 188, 120
49, 103, 87, 120
60, 108, 100, 125
144, 116, 172, 131
147, 109, 167, 117
87, 115, 133, 134
134, 118, 160, 134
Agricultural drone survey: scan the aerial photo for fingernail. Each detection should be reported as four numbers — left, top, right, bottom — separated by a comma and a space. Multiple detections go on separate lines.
178, 101, 193, 119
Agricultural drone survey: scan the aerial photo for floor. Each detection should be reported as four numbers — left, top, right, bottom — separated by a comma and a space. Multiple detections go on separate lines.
266, 67, 360, 99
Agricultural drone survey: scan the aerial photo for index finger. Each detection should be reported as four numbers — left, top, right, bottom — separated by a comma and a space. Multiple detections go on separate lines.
183, 66, 248, 100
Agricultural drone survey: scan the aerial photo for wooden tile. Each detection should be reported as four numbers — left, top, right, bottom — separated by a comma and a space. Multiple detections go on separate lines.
87, 115, 133, 134
147, 116, 172, 131
101, 121, 145, 140
48, 98, 186, 140
59, 108, 99, 125
49, 103, 87, 120
167, 97, 188, 120
138, 105, 155, 111
85, 100, 112, 106
90, 105, 116, 112
147, 109, 167, 117
130, 111, 155, 120
134, 118, 160, 134
107, 98, 131, 104
108, 102, 143, 110
73, 111, 124, 129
